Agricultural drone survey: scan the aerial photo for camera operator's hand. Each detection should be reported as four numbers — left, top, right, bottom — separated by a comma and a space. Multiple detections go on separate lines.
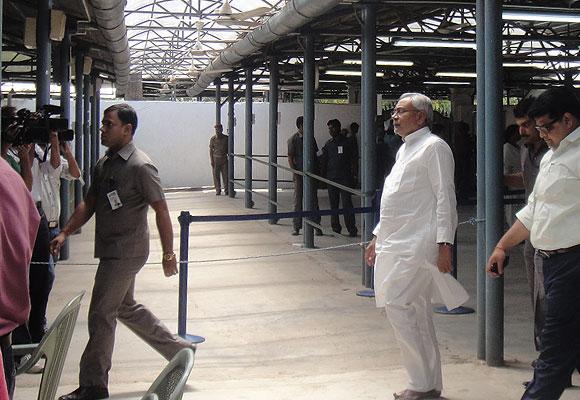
15, 144, 34, 190
48, 130, 61, 169
50, 232, 66, 257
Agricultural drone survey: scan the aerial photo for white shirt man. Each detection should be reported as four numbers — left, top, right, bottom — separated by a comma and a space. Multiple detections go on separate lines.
366, 93, 468, 400
487, 87, 580, 400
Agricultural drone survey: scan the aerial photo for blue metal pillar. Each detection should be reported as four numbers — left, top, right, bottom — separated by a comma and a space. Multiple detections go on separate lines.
74, 50, 84, 207
245, 67, 254, 208
475, 0, 486, 361
303, 33, 315, 249
83, 75, 91, 196
215, 78, 222, 125
361, 1, 377, 291
95, 84, 101, 160
35, 0, 51, 110
228, 76, 235, 198
484, 0, 504, 367
58, 31, 71, 260
268, 56, 279, 224
90, 76, 98, 174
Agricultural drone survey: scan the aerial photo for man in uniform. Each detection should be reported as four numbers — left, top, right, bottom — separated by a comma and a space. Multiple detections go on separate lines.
365, 93, 468, 400
209, 123, 229, 195
488, 87, 580, 400
287, 116, 322, 236
51, 104, 195, 400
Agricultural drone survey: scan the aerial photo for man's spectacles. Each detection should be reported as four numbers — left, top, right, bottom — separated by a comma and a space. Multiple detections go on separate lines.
535, 117, 561, 134
391, 108, 419, 117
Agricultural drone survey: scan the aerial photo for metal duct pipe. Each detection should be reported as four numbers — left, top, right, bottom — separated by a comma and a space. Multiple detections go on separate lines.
87, 0, 130, 93
189, 0, 341, 96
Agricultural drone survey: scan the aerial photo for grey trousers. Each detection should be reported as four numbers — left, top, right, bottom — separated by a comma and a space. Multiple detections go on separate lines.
79, 256, 191, 388
523, 240, 545, 351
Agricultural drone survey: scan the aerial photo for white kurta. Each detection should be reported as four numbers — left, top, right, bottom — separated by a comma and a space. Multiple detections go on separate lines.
373, 127, 468, 310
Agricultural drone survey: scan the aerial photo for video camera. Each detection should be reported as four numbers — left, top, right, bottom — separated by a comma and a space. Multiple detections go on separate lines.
2, 105, 74, 145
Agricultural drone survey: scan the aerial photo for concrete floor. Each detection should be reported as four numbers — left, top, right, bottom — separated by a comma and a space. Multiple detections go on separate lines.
15, 189, 580, 400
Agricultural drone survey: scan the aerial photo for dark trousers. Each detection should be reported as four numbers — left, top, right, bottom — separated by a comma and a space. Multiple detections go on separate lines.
13, 212, 54, 344
292, 174, 320, 231
522, 248, 580, 400
327, 185, 356, 235
1, 334, 14, 398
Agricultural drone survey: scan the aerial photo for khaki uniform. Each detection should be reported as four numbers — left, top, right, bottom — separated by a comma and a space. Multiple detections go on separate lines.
210, 133, 229, 195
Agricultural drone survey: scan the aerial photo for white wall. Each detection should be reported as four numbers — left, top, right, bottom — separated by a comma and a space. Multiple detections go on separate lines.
104, 100, 362, 189
5, 98, 362, 188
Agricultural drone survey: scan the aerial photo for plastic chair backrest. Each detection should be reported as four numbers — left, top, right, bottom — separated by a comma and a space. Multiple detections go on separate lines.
143, 348, 194, 400
15, 292, 84, 400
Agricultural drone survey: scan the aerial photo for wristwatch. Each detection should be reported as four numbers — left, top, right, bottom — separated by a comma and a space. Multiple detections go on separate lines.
163, 252, 176, 261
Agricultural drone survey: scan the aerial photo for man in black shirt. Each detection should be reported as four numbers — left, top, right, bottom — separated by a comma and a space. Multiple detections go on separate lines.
320, 119, 358, 236
287, 116, 322, 236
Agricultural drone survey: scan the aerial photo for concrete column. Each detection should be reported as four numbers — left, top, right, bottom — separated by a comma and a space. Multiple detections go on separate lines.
268, 57, 279, 224
74, 50, 84, 208
361, 1, 377, 288
475, 0, 486, 361
58, 31, 71, 260
228, 76, 235, 198
36, 0, 51, 110
245, 67, 254, 208
484, 0, 504, 367
302, 33, 315, 248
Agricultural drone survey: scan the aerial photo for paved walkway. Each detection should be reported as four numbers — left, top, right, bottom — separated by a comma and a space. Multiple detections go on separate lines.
14, 190, 580, 399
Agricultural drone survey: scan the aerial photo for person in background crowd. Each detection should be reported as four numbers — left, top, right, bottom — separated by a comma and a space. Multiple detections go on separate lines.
320, 119, 358, 237
209, 123, 229, 196
287, 116, 322, 236
504, 97, 549, 360
503, 123, 522, 227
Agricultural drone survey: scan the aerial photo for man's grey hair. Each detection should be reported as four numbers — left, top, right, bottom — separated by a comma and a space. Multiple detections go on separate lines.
399, 92, 433, 128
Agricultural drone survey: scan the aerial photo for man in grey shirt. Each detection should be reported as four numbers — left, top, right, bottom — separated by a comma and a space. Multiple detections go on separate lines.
51, 104, 195, 400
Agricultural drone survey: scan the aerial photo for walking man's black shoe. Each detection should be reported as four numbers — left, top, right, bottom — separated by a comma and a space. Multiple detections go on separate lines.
58, 386, 109, 400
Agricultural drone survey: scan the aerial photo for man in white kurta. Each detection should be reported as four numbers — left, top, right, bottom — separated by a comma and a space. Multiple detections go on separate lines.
366, 93, 468, 400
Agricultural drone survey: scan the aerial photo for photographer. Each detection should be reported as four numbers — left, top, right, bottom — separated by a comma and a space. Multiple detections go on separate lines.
3, 105, 78, 346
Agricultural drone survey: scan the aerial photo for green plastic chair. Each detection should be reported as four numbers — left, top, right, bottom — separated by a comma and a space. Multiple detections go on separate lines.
141, 348, 195, 400
14, 292, 85, 400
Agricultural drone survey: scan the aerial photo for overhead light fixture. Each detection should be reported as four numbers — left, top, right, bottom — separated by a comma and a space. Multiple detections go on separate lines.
503, 62, 545, 68
325, 70, 384, 77
319, 79, 347, 83
503, 11, 580, 24
343, 59, 414, 67
435, 72, 477, 78
423, 81, 471, 86
393, 39, 476, 49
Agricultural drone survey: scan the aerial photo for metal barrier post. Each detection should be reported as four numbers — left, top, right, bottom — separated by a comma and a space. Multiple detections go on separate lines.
244, 67, 254, 208
303, 33, 315, 248
268, 56, 279, 224
177, 211, 205, 344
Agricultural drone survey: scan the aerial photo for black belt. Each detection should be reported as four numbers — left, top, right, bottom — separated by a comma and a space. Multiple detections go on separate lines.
537, 244, 580, 259
48, 221, 58, 229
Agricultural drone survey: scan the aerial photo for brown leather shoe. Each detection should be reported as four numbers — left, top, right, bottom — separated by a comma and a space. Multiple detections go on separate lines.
58, 386, 109, 400
393, 389, 441, 400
